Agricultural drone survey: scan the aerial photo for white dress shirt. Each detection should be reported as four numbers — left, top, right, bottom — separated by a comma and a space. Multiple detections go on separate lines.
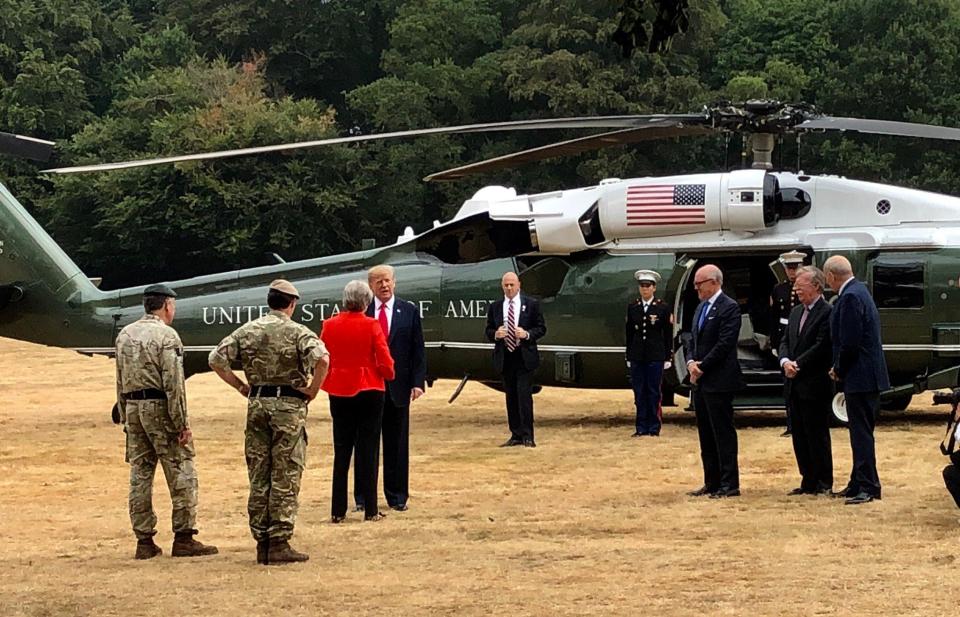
780, 296, 822, 367
502, 295, 521, 335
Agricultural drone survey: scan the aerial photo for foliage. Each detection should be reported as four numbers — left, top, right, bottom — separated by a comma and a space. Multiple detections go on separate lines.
1, 0, 960, 287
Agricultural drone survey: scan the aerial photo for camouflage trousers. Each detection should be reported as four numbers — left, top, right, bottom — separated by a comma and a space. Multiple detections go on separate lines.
245, 397, 308, 541
125, 401, 197, 540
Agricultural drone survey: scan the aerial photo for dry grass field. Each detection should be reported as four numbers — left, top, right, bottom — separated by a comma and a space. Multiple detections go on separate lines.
1, 337, 958, 616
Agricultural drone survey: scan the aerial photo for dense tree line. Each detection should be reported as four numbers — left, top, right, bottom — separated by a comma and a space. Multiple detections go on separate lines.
1, 0, 959, 288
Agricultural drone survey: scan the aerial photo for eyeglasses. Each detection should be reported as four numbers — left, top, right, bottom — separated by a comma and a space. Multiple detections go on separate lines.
693, 279, 715, 289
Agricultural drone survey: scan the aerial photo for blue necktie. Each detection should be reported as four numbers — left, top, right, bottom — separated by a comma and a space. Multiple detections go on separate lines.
697, 301, 710, 331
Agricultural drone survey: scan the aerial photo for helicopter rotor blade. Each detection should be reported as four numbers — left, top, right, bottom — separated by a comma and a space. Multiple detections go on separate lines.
0, 132, 56, 162
797, 116, 960, 141
424, 123, 716, 182
41, 114, 706, 174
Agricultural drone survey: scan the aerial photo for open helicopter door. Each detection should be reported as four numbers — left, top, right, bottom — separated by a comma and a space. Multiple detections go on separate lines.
667, 254, 698, 386
761, 256, 790, 354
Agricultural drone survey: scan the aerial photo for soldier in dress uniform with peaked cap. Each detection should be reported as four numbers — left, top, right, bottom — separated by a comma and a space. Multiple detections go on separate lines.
208, 279, 329, 565
625, 270, 674, 437
115, 283, 218, 560
770, 250, 806, 436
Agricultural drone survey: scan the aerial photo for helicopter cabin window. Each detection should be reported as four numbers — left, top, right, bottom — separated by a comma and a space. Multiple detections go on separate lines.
873, 261, 924, 308
777, 188, 811, 220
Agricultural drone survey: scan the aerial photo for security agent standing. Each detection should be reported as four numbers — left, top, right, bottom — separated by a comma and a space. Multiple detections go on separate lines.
770, 250, 805, 436
115, 284, 218, 560
209, 279, 329, 564
625, 269, 673, 437
485, 271, 547, 447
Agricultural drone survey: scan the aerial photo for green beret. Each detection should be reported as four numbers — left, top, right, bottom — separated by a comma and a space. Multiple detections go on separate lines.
143, 283, 177, 298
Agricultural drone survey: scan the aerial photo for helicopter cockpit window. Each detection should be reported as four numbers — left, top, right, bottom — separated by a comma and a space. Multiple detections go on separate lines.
873, 262, 924, 308
777, 188, 812, 220
578, 201, 605, 245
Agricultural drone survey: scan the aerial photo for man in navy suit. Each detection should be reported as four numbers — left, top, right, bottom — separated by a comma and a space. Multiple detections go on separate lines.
683, 264, 743, 498
778, 266, 834, 495
354, 264, 426, 512
824, 255, 890, 505
485, 271, 547, 447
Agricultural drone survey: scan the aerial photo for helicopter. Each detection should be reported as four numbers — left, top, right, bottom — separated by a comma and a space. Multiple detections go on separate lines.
3, 100, 960, 410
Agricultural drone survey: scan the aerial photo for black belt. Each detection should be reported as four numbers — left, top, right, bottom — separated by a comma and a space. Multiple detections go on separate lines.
250, 385, 308, 400
124, 388, 166, 400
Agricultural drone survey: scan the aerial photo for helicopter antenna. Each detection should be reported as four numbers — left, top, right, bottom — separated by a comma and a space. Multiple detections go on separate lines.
796, 132, 802, 172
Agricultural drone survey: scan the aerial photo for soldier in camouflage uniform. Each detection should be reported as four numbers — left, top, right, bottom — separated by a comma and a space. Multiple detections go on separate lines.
115, 283, 218, 560
208, 279, 329, 565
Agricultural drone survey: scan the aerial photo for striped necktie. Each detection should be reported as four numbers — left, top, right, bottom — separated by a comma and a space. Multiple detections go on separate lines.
506, 300, 517, 352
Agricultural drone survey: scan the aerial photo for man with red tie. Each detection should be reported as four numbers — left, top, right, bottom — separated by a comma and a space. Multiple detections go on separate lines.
484, 271, 547, 447
354, 264, 426, 512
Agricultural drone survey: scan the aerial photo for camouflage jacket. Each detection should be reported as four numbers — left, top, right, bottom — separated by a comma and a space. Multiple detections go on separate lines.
208, 310, 327, 388
115, 314, 188, 430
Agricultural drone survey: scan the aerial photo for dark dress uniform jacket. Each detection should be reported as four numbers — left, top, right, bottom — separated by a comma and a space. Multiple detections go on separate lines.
625, 299, 673, 363
485, 294, 546, 373
683, 292, 744, 393
778, 298, 833, 399
771, 281, 799, 350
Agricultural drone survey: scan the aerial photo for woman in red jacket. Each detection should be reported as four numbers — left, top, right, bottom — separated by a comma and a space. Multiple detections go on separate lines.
321, 280, 395, 522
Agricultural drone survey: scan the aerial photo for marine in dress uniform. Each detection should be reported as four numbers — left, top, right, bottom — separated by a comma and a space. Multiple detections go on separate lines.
770, 250, 806, 435
625, 269, 673, 437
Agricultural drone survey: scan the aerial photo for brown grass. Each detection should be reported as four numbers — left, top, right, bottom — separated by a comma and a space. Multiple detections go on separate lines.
0, 337, 957, 616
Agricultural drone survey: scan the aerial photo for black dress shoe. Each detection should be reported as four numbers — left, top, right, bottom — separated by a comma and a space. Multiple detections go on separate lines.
631, 432, 644, 438
523, 439, 536, 448
830, 486, 855, 498
500, 438, 523, 447
780, 429, 792, 437
844, 492, 878, 505
686, 485, 716, 497
389, 504, 408, 512
787, 487, 808, 496
812, 487, 833, 496
710, 488, 741, 499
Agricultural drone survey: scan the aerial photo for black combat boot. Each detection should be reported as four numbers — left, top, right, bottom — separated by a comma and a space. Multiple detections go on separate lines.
135, 538, 163, 560
256, 539, 270, 565
171, 531, 219, 557
266, 540, 309, 564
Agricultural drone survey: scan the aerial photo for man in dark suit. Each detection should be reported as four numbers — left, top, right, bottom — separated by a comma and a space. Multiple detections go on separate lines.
683, 264, 743, 498
354, 264, 426, 512
485, 271, 547, 447
778, 266, 834, 495
625, 269, 673, 437
824, 255, 890, 505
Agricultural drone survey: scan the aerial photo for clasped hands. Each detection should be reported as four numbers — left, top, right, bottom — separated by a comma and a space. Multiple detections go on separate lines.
495, 325, 528, 340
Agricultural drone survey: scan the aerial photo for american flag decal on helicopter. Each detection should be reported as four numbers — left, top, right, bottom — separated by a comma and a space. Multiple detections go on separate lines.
625, 183, 706, 226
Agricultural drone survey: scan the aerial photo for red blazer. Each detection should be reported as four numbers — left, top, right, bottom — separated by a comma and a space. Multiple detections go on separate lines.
320, 311, 395, 397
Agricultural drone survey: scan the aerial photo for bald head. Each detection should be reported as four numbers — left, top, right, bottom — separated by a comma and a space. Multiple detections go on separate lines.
501, 271, 521, 299
823, 255, 854, 292
693, 264, 723, 300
